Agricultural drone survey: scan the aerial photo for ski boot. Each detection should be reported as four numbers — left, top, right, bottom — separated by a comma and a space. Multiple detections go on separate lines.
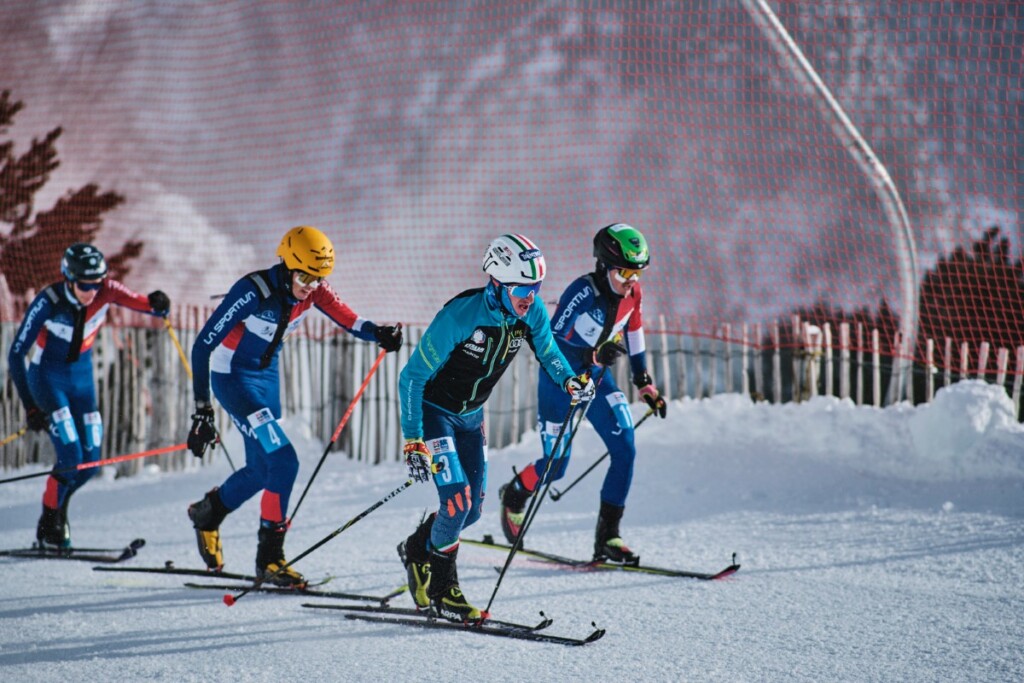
256, 520, 307, 588
35, 504, 70, 551
397, 513, 434, 609
594, 501, 639, 565
187, 487, 230, 571
498, 474, 532, 544
58, 490, 74, 548
428, 545, 483, 623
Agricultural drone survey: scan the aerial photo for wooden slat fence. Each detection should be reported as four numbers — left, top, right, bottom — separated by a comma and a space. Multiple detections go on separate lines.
4, 306, 1024, 474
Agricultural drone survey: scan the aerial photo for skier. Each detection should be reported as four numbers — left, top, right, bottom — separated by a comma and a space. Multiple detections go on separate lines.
396, 233, 595, 622
497, 223, 667, 565
7, 243, 171, 549
185, 226, 403, 587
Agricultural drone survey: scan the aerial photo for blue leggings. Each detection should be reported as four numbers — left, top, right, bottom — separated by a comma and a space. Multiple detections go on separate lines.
421, 403, 487, 551
533, 370, 636, 507
212, 369, 299, 524
29, 360, 102, 508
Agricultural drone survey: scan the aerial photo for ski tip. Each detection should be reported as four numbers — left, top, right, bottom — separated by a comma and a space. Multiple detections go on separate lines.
130, 538, 146, 550
223, 594, 236, 607
712, 564, 741, 580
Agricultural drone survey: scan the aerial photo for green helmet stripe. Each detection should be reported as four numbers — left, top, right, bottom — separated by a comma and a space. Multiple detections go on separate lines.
504, 233, 538, 279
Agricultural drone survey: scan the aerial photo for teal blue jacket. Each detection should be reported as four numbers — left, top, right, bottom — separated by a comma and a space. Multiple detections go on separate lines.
399, 283, 574, 439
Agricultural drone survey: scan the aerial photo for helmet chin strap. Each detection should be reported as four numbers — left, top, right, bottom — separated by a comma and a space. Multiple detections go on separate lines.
594, 265, 624, 299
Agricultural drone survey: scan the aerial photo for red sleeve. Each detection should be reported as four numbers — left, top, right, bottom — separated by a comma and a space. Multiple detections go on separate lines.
627, 284, 644, 333
311, 283, 360, 330
102, 279, 154, 313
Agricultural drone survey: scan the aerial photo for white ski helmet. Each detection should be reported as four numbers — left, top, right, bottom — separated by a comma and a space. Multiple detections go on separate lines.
481, 234, 546, 284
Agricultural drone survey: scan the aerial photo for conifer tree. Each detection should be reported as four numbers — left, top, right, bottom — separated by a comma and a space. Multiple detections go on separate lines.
0, 89, 141, 299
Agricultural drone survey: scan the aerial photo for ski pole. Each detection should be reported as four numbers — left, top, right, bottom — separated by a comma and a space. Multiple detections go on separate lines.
224, 479, 414, 606
485, 369, 605, 614
167, 316, 237, 471
549, 409, 656, 502
210, 425, 237, 472
0, 442, 188, 485
164, 318, 193, 380
0, 427, 27, 448
289, 345, 390, 523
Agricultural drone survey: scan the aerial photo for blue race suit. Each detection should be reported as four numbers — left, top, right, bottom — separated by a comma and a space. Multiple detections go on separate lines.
525, 271, 650, 507
399, 282, 574, 552
191, 263, 381, 525
7, 280, 161, 510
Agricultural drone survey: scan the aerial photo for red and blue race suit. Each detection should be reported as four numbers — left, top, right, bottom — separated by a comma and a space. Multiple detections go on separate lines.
525, 271, 650, 507
7, 280, 161, 509
191, 263, 381, 525
399, 282, 574, 551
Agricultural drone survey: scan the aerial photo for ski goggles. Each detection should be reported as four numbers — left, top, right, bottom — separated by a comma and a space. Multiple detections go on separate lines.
504, 282, 542, 299
293, 270, 325, 287
611, 267, 643, 284
73, 279, 105, 292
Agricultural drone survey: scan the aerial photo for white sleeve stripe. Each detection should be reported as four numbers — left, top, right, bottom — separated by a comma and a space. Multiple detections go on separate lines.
627, 328, 646, 355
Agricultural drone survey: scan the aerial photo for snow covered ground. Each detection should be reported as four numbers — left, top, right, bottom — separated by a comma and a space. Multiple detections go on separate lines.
1, 380, 1022, 682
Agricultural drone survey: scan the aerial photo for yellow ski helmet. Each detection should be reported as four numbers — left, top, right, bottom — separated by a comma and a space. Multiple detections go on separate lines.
276, 226, 335, 277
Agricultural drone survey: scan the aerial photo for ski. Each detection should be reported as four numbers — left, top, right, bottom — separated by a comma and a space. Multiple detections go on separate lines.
93, 561, 331, 586
465, 535, 740, 580
93, 561, 258, 581
185, 581, 407, 604
301, 602, 554, 633
338, 611, 605, 647
0, 538, 145, 564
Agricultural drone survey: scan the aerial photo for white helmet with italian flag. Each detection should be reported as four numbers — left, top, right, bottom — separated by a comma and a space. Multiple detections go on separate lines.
481, 234, 546, 285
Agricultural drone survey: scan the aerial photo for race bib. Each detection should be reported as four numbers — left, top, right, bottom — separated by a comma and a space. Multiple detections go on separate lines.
83, 411, 103, 450
51, 406, 78, 445
247, 408, 289, 453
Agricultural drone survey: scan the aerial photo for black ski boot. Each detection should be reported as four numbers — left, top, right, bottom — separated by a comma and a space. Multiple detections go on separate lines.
397, 514, 434, 609
58, 490, 74, 548
36, 504, 69, 551
498, 474, 532, 544
187, 487, 230, 570
428, 546, 483, 623
256, 521, 306, 588
594, 501, 639, 565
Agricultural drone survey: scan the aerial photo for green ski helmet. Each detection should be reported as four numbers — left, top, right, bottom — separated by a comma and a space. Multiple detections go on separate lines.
593, 223, 650, 270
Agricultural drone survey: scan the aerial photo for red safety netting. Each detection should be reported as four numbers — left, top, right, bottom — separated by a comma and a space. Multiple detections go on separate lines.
1, 1, 1021, 370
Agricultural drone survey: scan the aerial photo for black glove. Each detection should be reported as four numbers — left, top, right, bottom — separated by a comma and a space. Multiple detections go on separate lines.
593, 339, 627, 367
634, 370, 667, 418
26, 406, 48, 432
373, 324, 403, 353
187, 403, 218, 458
148, 290, 171, 317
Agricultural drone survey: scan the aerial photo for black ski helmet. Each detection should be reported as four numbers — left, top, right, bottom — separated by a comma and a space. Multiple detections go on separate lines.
593, 223, 650, 270
61, 243, 108, 281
